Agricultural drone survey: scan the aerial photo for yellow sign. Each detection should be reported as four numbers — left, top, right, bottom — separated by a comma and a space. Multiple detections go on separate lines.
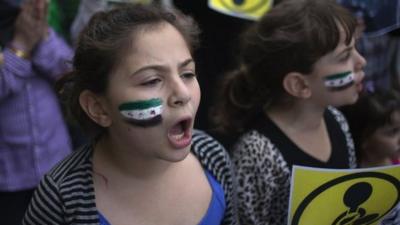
208, 0, 273, 20
289, 165, 400, 225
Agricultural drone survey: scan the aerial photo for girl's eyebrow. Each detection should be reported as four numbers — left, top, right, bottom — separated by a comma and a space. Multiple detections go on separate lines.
334, 46, 353, 59
130, 58, 195, 77
178, 58, 195, 69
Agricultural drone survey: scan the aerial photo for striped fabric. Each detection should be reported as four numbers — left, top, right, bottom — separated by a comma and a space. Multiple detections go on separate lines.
22, 130, 238, 225
380, 201, 400, 225
191, 130, 239, 225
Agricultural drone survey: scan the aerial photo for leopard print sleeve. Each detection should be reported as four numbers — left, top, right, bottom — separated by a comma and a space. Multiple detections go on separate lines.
231, 131, 291, 225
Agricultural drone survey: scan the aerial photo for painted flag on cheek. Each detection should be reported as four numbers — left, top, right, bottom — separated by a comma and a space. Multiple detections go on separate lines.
324, 71, 355, 91
119, 98, 163, 127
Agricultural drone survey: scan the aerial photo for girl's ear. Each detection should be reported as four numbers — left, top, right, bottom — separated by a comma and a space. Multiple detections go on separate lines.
79, 90, 112, 127
282, 72, 312, 99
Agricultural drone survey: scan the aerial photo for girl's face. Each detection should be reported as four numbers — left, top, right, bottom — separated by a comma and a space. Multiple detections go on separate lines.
305, 28, 366, 107
100, 23, 200, 163
363, 111, 400, 160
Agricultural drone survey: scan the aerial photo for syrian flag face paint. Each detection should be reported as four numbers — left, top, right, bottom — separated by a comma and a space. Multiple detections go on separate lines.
119, 98, 163, 127
324, 71, 355, 91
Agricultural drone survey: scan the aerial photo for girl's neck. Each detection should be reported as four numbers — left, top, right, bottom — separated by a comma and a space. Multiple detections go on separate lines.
267, 102, 326, 132
93, 136, 183, 181
266, 101, 333, 162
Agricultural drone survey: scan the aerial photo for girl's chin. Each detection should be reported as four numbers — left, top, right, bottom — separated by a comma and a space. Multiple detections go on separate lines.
164, 147, 192, 163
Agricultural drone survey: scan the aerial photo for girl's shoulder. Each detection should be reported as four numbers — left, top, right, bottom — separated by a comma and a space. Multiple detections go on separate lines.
191, 129, 232, 170
45, 144, 93, 185
192, 129, 229, 156
23, 144, 97, 225
232, 130, 289, 168
191, 129, 234, 186
233, 130, 280, 155
191, 129, 239, 225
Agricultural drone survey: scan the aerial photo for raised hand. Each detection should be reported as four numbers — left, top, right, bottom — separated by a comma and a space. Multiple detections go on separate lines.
12, 0, 49, 54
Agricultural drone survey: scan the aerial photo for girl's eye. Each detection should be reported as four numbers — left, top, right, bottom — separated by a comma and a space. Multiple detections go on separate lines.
141, 78, 161, 86
391, 128, 400, 135
181, 72, 196, 79
340, 52, 351, 62
384, 127, 400, 136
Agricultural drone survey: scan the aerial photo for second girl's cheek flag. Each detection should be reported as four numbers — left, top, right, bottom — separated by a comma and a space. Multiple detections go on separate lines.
324, 71, 355, 91
208, 0, 273, 20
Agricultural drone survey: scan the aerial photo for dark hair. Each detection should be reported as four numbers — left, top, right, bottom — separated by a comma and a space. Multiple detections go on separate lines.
56, 4, 200, 138
341, 89, 400, 161
212, 0, 357, 134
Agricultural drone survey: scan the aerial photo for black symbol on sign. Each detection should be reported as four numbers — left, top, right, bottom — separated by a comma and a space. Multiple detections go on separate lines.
332, 182, 379, 225
233, 0, 245, 5
291, 172, 400, 225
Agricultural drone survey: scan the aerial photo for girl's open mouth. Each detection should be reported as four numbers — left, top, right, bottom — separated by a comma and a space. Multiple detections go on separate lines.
167, 118, 192, 149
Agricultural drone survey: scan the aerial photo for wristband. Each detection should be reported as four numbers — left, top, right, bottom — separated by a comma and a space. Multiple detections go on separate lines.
9, 46, 30, 59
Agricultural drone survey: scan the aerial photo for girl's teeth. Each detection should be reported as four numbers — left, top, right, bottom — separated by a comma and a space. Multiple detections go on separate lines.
170, 133, 184, 140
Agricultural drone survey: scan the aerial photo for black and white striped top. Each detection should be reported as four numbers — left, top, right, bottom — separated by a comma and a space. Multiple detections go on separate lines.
22, 130, 239, 225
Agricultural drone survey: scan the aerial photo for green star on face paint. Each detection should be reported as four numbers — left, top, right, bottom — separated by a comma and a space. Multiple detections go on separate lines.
324, 71, 355, 91
119, 98, 163, 127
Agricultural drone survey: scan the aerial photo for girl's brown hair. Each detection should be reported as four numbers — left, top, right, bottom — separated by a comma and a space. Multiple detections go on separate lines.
212, 0, 357, 135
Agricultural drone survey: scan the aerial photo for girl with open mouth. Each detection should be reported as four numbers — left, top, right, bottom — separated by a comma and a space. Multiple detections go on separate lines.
23, 4, 238, 225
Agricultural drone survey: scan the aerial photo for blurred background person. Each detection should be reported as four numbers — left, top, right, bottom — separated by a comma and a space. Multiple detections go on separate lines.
0, 0, 73, 224
341, 88, 400, 224
341, 89, 400, 167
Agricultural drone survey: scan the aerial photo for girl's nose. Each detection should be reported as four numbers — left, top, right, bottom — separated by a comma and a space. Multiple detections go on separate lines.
168, 79, 191, 107
354, 49, 367, 72
353, 50, 366, 83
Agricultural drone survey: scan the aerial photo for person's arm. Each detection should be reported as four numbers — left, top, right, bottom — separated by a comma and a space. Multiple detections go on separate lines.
0, 48, 33, 100
9, 0, 73, 82
32, 28, 73, 81
232, 131, 291, 225
0, 0, 46, 100
22, 175, 65, 225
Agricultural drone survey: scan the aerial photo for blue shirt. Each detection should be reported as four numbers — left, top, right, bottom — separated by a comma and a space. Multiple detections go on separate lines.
99, 170, 226, 225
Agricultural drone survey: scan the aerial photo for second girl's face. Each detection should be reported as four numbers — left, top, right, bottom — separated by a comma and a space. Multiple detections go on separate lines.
306, 27, 367, 107
101, 23, 200, 162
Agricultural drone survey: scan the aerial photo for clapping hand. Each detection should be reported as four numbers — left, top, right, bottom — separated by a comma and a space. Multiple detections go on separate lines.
12, 0, 49, 54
